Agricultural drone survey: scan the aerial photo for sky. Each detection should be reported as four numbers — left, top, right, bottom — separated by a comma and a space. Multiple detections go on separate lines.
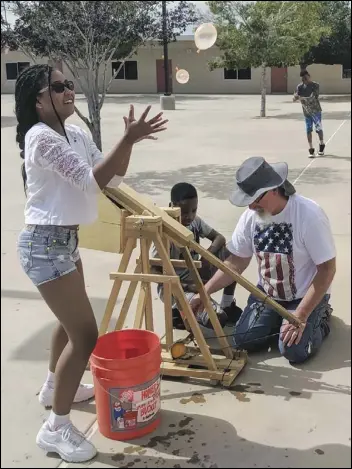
3, 1, 210, 35
184, 0, 209, 34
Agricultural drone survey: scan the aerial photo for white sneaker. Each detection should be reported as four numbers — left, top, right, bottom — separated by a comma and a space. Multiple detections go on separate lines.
36, 421, 97, 463
39, 383, 95, 408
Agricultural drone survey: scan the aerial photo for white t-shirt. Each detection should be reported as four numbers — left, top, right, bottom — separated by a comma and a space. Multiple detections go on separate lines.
24, 123, 122, 226
227, 194, 336, 301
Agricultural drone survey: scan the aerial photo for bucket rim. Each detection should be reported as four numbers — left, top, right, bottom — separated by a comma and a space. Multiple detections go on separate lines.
91, 329, 161, 364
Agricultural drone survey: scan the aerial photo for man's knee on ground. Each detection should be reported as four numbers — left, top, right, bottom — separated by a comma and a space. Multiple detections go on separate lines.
279, 340, 311, 364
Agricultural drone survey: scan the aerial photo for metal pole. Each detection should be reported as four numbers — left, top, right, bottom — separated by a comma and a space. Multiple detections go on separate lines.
162, 0, 171, 96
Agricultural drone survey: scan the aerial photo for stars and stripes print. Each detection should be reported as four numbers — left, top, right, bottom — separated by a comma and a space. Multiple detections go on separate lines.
254, 222, 297, 301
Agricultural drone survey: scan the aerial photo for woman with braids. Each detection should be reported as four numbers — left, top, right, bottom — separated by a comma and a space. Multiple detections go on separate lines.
15, 64, 168, 463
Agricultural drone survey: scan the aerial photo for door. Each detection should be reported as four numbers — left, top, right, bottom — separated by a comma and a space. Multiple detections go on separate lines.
271, 67, 287, 93
156, 59, 173, 93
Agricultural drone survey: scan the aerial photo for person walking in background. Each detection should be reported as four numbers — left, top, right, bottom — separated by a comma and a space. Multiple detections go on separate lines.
293, 70, 325, 158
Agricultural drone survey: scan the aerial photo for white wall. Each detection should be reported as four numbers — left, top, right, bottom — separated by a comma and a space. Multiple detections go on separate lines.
62, 41, 268, 95
287, 64, 351, 94
2, 47, 350, 95
0, 44, 268, 95
1, 50, 48, 93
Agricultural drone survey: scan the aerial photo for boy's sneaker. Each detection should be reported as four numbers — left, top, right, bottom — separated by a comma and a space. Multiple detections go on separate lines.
318, 143, 325, 156
308, 148, 315, 158
196, 308, 228, 330
223, 301, 243, 325
36, 421, 97, 463
39, 383, 95, 408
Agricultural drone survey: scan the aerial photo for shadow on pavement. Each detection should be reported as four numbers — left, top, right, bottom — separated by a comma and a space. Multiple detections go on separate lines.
1, 289, 115, 362
321, 154, 351, 162
282, 95, 351, 104
123, 165, 348, 201
46, 409, 350, 468
319, 95, 351, 103
253, 111, 351, 121
3, 289, 350, 404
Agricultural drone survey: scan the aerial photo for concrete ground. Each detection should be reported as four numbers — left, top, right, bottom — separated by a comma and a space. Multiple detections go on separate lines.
1, 93, 351, 468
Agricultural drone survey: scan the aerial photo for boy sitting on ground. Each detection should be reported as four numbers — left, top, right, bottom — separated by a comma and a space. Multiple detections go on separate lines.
152, 182, 242, 329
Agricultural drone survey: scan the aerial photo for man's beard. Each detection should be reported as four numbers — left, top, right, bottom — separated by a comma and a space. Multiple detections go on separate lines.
254, 208, 274, 225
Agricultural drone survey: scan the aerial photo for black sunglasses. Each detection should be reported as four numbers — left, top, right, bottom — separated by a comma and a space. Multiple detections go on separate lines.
254, 191, 268, 204
39, 80, 75, 94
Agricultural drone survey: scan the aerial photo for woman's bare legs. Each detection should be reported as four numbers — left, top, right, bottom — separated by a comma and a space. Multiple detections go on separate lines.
38, 263, 97, 415
48, 259, 86, 374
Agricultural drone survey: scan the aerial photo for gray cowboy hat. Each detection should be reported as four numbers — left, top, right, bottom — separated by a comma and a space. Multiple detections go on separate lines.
230, 156, 296, 207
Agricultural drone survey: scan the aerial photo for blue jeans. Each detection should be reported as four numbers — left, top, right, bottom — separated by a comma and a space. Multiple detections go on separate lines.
17, 225, 80, 287
233, 289, 331, 364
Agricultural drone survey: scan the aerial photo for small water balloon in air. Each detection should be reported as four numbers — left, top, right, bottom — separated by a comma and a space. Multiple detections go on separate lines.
194, 23, 217, 51
176, 69, 190, 84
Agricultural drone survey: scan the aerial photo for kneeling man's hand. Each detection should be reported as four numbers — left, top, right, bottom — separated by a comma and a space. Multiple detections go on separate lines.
189, 294, 204, 314
280, 315, 306, 347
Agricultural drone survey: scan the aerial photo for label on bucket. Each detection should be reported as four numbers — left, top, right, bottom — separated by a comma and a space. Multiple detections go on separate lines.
109, 374, 160, 432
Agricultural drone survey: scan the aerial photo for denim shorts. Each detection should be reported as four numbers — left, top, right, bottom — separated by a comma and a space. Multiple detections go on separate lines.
305, 112, 322, 134
17, 225, 80, 287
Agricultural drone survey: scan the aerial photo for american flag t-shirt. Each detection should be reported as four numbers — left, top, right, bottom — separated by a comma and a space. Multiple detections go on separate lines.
254, 222, 297, 301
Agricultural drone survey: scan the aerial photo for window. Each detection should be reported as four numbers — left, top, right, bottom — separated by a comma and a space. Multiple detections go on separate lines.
5, 62, 30, 80
224, 67, 252, 80
112, 61, 138, 80
224, 68, 237, 80
342, 65, 351, 79
112, 62, 125, 80
238, 67, 251, 80
125, 61, 138, 80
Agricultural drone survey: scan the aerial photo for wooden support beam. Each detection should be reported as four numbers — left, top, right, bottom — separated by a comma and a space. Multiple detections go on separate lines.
109, 273, 178, 283
99, 237, 136, 336
189, 240, 302, 327
137, 258, 202, 269
180, 246, 233, 359
153, 234, 218, 371
104, 184, 194, 246
140, 238, 154, 331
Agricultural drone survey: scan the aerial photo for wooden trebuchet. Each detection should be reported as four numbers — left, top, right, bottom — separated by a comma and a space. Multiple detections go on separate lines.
99, 210, 248, 386
96, 184, 304, 386
103, 184, 302, 328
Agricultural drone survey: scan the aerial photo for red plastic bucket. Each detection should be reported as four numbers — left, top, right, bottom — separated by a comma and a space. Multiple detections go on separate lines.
90, 329, 162, 441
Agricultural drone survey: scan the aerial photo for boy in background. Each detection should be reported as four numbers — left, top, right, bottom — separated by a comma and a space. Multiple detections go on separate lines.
293, 70, 325, 158
152, 182, 242, 329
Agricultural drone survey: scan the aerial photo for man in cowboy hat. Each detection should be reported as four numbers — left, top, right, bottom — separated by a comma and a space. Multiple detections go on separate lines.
190, 157, 336, 364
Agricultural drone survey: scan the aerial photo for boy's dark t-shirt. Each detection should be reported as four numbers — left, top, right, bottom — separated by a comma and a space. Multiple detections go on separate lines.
151, 215, 213, 297
296, 81, 322, 117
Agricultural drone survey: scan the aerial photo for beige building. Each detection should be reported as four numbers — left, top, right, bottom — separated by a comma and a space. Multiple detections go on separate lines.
1, 36, 351, 95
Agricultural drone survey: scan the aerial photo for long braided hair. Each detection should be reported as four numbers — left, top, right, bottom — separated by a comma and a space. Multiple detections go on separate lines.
15, 64, 69, 194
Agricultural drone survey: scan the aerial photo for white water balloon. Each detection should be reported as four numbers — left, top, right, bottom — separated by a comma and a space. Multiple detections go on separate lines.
194, 23, 217, 51
176, 69, 190, 84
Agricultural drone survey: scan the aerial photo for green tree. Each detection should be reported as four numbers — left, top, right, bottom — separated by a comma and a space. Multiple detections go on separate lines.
2, 1, 197, 149
302, 1, 351, 69
207, 1, 328, 117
